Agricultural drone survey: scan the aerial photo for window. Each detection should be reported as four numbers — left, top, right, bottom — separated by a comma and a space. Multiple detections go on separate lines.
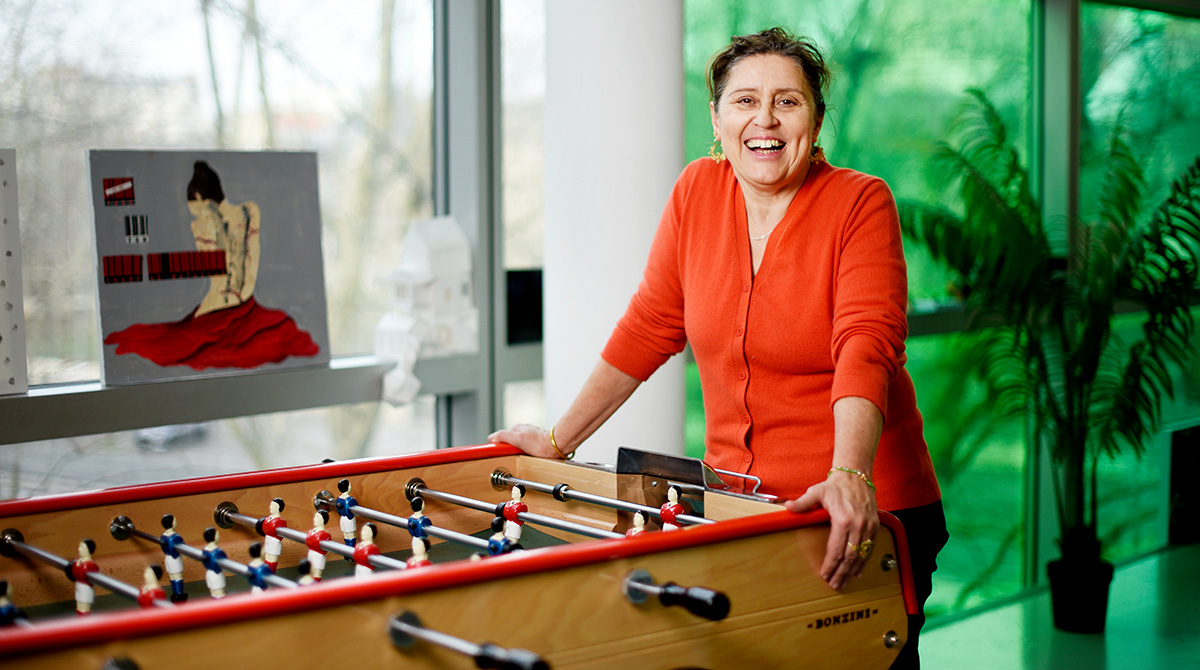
1080, 2, 1200, 564
1, 0, 437, 495
501, 0, 546, 427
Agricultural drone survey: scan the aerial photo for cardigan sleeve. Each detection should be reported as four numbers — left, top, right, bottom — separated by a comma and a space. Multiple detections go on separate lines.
600, 168, 692, 382
829, 177, 909, 419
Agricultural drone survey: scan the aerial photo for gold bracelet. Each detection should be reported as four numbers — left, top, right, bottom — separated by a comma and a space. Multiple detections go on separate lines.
550, 426, 573, 460
828, 466, 875, 491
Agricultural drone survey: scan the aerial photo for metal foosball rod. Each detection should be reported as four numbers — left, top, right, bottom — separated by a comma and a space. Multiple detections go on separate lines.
404, 479, 625, 541
622, 569, 731, 621
489, 470, 716, 527
389, 610, 550, 670
311, 491, 490, 553
0, 528, 172, 609
212, 502, 408, 572
108, 516, 297, 591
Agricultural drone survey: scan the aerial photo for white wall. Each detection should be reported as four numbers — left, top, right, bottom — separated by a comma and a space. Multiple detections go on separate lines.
543, 1, 686, 464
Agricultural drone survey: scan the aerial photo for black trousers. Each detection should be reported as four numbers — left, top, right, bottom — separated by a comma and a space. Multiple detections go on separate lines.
886, 500, 949, 670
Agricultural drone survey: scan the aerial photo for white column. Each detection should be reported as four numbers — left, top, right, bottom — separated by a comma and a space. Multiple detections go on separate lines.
543, 0, 686, 465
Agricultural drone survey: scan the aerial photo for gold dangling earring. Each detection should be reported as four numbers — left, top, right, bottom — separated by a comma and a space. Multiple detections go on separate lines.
809, 144, 826, 164
709, 134, 726, 163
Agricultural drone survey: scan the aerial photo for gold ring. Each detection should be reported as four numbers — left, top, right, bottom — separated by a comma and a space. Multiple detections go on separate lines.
846, 542, 859, 555
858, 539, 874, 559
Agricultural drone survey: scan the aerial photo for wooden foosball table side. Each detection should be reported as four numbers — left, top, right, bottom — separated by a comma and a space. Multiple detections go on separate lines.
0, 445, 915, 669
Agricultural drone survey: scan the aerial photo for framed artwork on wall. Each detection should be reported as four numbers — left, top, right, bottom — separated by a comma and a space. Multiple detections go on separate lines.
90, 150, 330, 386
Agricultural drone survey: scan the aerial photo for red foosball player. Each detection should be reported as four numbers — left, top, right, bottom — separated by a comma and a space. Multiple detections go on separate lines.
0, 580, 28, 627
502, 484, 528, 541
660, 485, 687, 531
137, 564, 167, 608
626, 510, 649, 537
201, 527, 228, 599
68, 539, 100, 616
261, 497, 287, 572
352, 522, 381, 577
335, 479, 358, 548
305, 510, 332, 581
406, 537, 432, 569
160, 514, 188, 603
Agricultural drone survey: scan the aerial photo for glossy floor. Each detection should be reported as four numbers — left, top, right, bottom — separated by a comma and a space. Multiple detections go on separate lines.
921, 544, 1200, 669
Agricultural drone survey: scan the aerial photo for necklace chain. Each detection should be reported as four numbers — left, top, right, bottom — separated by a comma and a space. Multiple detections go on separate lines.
749, 226, 777, 242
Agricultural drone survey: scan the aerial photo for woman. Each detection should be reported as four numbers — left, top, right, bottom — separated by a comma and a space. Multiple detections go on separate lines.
489, 27, 945, 667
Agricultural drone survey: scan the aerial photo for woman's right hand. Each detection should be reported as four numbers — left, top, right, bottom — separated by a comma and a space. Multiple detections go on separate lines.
487, 423, 562, 459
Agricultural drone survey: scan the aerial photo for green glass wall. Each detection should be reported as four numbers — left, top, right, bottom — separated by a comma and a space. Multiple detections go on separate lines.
1080, 3, 1200, 564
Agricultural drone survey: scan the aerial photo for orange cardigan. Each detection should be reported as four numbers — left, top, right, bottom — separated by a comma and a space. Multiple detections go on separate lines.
601, 158, 940, 511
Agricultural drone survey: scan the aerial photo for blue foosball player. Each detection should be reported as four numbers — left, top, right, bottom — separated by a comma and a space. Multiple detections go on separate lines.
335, 479, 358, 548
160, 514, 189, 603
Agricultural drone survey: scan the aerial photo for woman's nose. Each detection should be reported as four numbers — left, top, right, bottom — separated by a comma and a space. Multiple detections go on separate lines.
755, 103, 777, 127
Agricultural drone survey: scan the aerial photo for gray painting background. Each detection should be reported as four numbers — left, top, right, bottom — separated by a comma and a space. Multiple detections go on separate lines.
90, 150, 331, 385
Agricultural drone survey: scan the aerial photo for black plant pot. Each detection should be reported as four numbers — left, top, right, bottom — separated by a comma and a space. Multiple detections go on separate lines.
1047, 557, 1115, 633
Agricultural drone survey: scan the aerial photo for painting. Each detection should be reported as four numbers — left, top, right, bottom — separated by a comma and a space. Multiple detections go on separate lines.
90, 150, 330, 385
1, 149, 28, 395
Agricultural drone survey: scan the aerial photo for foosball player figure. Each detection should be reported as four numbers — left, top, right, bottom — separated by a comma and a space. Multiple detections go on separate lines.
296, 559, 316, 586
660, 485, 686, 531
352, 522, 381, 577
0, 580, 27, 627
201, 527, 228, 599
335, 478, 358, 548
261, 497, 287, 572
486, 516, 519, 556
406, 496, 432, 540
406, 537, 432, 569
137, 564, 167, 608
68, 538, 100, 616
160, 514, 188, 603
305, 510, 332, 581
502, 484, 528, 542
246, 542, 271, 593
626, 510, 649, 537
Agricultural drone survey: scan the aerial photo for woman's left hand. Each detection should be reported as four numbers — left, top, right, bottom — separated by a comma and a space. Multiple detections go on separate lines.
784, 471, 878, 590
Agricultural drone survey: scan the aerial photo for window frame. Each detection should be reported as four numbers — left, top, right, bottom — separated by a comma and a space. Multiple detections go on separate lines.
0, 0, 542, 449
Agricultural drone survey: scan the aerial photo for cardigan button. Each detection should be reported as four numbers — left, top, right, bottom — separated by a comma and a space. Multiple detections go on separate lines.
743, 284, 750, 292
742, 416, 750, 424
738, 372, 746, 380
735, 328, 743, 336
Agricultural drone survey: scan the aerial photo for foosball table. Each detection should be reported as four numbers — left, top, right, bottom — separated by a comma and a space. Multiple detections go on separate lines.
0, 444, 916, 669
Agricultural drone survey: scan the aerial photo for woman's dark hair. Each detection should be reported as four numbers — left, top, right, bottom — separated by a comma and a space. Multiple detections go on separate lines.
187, 160, 225, 203
707, 27, 830, 119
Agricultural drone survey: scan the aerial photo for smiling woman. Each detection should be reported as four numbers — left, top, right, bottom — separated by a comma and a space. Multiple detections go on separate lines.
490, 26, 944, 670
708, 30, 827, 215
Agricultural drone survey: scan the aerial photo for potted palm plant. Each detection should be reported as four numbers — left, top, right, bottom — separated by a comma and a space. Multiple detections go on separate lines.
900, 90, 1200, 633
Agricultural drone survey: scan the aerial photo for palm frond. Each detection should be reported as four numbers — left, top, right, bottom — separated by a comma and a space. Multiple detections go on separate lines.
905, 88, 1200, 550
1094, 118, 1145, 242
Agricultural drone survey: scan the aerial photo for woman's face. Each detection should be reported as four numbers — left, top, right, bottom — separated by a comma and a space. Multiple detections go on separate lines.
711, 54, 823, 197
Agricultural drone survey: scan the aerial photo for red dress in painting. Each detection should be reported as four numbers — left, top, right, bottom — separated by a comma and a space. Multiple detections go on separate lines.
104, 298, 318, 369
